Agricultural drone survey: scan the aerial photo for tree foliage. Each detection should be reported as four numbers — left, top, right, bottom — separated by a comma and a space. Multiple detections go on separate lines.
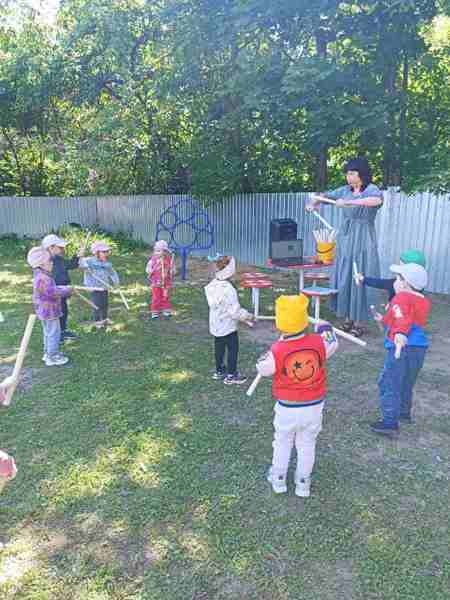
0, 0, 448, 196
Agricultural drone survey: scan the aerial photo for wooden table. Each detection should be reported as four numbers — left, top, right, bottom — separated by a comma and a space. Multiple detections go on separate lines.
267, 257, 334, 292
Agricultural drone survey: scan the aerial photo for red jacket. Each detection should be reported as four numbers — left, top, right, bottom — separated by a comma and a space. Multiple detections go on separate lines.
383, 291, 431, 342
272, 334, 327, 403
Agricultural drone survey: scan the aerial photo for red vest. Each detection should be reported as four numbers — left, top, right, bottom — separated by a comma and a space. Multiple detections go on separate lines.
272, 334, 327, 403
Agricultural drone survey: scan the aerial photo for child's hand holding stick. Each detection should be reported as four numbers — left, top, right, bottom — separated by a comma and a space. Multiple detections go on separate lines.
394, 333, 407, 359
1, 314, 36, 407
78, 231, 92, 257
369, 305, 385, 333
72, 289, 99, 310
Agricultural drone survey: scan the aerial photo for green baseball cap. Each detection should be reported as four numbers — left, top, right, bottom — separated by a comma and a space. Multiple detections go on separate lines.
399, 249, 426, 268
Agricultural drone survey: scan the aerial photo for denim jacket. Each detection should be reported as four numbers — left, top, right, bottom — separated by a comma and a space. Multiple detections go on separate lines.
80, 257, 119, 290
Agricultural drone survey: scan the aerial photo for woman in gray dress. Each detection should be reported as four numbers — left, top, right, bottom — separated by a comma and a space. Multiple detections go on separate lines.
306, 157, 383, 337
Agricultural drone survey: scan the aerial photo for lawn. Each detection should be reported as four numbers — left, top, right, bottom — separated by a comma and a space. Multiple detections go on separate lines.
0, 239, 449, 600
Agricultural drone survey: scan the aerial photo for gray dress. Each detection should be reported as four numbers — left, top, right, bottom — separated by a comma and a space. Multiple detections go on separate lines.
325, 183, 383, 322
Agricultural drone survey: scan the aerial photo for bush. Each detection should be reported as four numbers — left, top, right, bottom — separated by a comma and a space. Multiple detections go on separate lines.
0, 226, 150, 258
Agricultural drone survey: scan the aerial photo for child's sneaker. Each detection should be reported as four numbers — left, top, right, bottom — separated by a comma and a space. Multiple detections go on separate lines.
370, 420, 399, 435
224, 373, 247, 385
151, 312, 160, 319
212, 370, 226, 380
45, 354, 69, 366
295, 476, 311, 498
61, 330, 77, 340
266, 467, 287, 494
162, 311, 172, 319
93, 320, 106, 329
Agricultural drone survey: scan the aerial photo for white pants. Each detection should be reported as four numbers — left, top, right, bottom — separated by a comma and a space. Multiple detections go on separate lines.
272, 401, 324, 480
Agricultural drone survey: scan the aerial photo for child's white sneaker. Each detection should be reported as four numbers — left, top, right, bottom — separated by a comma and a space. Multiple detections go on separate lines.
151, 312, 160, 319
295, 476, 311, 498
266, 467, 287, 494
93, 320, 106, 329
45, 354, 69, 366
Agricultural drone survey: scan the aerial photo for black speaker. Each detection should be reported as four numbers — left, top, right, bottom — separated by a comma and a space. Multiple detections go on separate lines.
269, 219, 298, 257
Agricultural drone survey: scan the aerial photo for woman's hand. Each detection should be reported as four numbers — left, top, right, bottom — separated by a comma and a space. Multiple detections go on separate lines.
305, 194, 322, 212
335, 198, 348, 208
354, 272, 364, 286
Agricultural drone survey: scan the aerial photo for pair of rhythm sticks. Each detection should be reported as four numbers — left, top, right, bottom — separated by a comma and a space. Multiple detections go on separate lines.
80, 230, 130, 311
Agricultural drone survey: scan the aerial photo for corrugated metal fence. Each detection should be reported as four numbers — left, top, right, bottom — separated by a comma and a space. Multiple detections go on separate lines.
1, 191, 449, 294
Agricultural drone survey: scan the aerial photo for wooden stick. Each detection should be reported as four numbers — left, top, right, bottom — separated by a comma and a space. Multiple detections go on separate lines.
246, 373, 262, 397
117, 289, 130, 311
2, 315, 37, 406
311, 210, 334, 231
88, 270, 114, 291
256, 315, 367, 347
72, 285, 104, 292
88, 270, 130, 310
80, 230, 92, 254
72, 289, 99, 310
311, 195, 337, 205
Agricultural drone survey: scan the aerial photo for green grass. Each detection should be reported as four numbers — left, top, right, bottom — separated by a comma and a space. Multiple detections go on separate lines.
0, 241, 449, 599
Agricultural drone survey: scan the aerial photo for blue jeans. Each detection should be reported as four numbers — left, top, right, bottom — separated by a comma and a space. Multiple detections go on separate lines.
42, 318, 61, 357
378, 346, 426, 426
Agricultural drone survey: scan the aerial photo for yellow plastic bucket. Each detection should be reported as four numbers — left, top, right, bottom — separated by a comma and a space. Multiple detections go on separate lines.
316, 241, 336, 264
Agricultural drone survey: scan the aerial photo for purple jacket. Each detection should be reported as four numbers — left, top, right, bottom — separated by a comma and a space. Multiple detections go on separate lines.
32, 268, 71, 321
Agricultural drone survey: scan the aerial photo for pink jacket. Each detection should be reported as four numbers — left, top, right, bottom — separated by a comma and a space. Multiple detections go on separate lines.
146, 253, 175, 288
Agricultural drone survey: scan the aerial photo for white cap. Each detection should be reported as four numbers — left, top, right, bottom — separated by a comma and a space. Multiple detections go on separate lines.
41, 234, 68, 249
27, 246, 51, 269
154, 240, 169, 253
91, 241, 111, 254
390, 263, 428, 291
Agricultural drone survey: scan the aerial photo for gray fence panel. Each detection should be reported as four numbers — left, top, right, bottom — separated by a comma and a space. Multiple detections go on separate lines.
0, 196, 97, 237
1, 191, 449, 294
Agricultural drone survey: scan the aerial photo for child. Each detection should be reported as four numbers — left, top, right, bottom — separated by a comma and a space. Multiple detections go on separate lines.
256, 294, 338, 497
205, 255, 253, 385
0, 450, 17, 494
146, 240, 176, 319
355, 249, 426, 302
370, 263, 431, 435
79, 241, 119, 326
41, 233, 83, 341
27, 247, 72, 366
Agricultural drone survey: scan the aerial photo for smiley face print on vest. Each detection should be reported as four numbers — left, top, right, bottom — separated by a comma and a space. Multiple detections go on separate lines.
282, 349, 321, 384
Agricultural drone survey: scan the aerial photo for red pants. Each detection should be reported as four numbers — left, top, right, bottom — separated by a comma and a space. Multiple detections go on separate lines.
150, 287, 172, 313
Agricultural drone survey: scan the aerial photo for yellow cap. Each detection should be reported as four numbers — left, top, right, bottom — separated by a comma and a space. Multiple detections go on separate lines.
275, 294, 309, 334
